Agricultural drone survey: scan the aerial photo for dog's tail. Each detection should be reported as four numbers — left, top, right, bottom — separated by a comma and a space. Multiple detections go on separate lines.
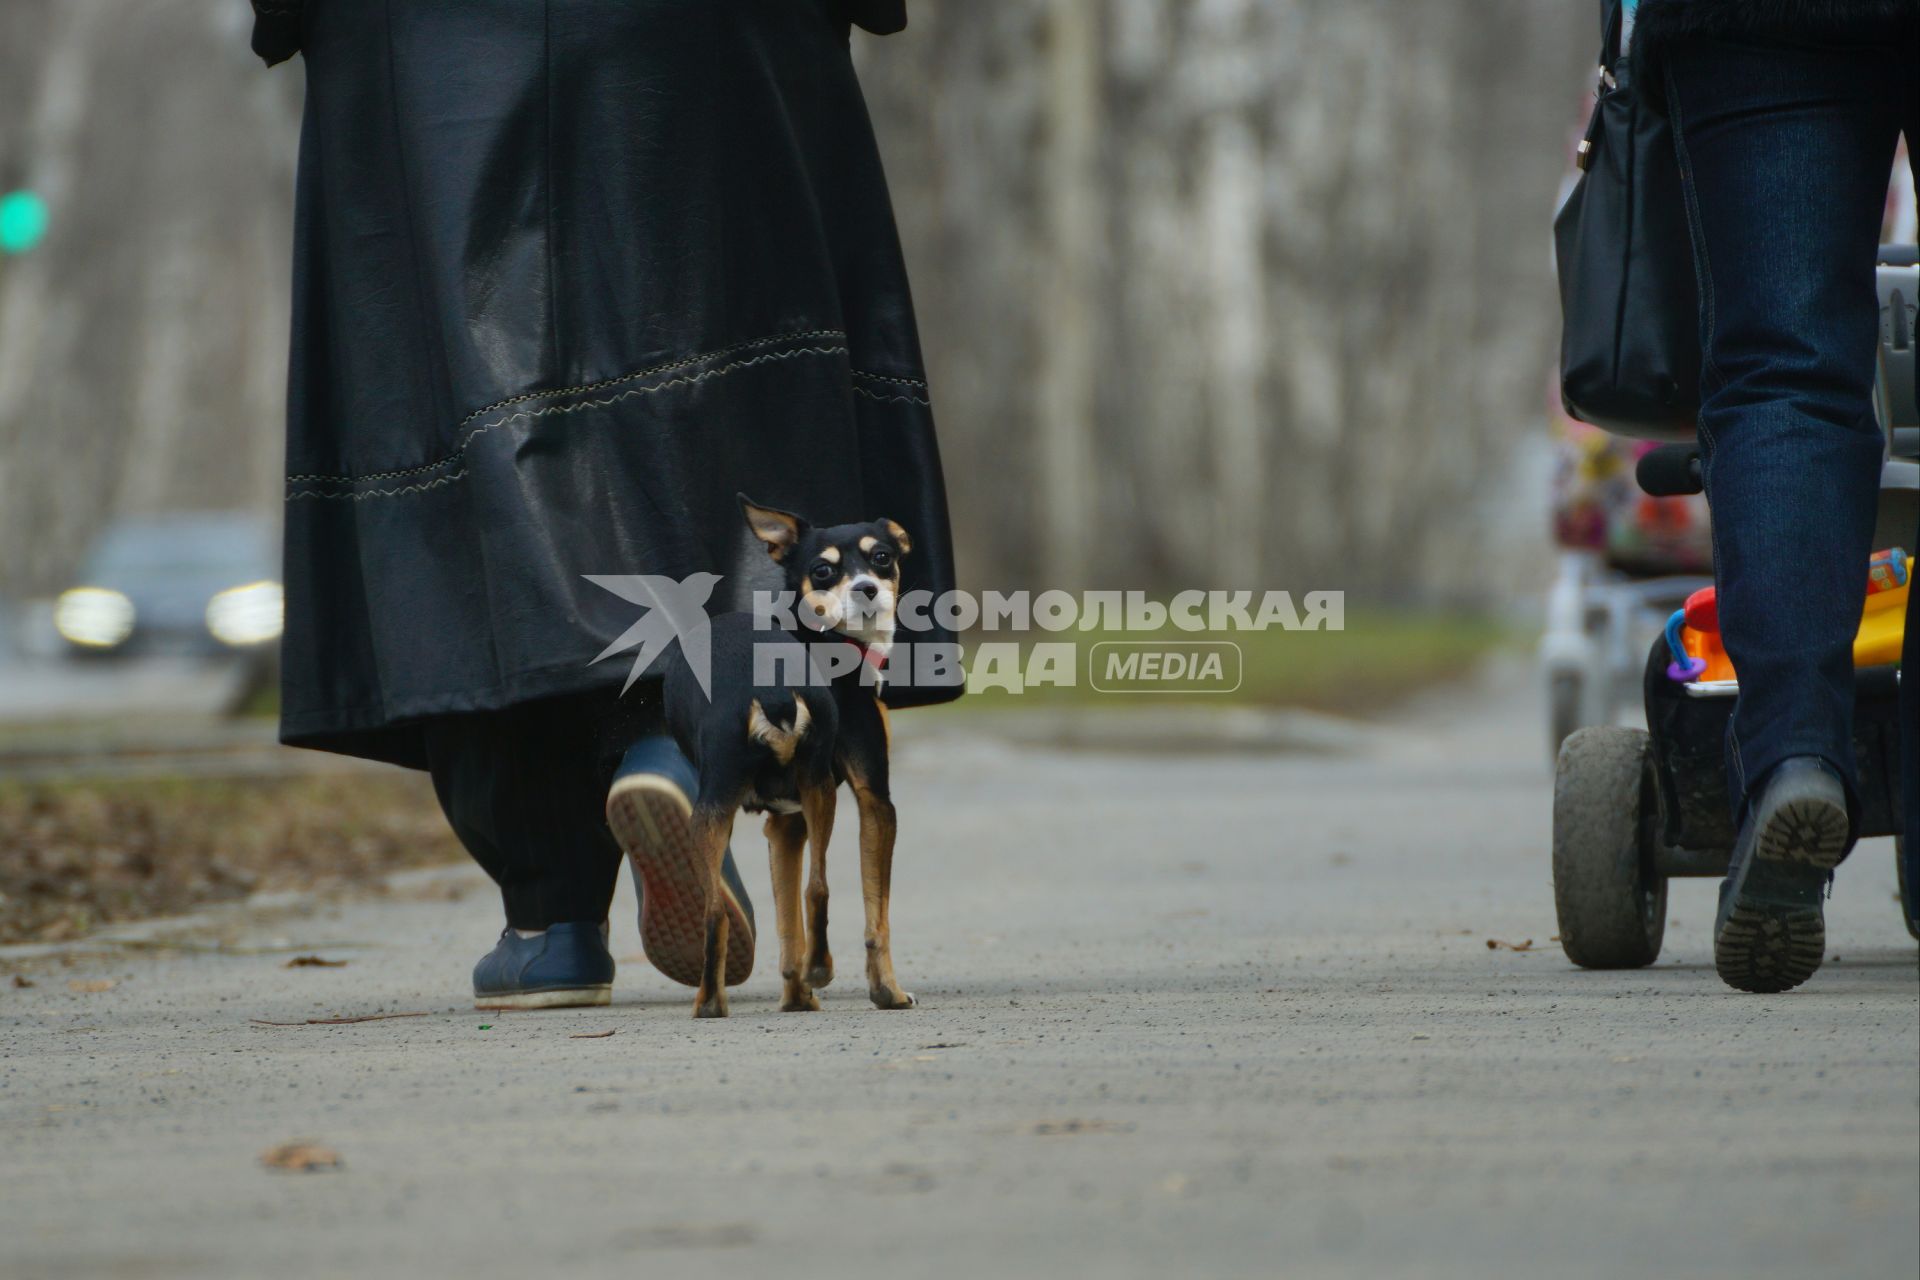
747, 694, 811, 765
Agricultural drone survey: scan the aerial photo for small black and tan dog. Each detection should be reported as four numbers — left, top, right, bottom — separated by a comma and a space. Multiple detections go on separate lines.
651, 494, 916, 1018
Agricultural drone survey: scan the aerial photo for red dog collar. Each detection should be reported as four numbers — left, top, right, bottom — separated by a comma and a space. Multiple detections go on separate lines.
843, 637, 888, 672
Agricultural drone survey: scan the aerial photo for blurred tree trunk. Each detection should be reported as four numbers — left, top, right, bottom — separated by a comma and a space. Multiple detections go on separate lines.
860, 0, 1588, 603
0, 0, 297, 596
1036, 0, 1102, 589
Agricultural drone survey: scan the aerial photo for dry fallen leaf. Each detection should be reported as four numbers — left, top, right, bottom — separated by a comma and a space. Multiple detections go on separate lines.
1485, 938, 1535, 952
569, 1030, 617, 1040
617, 1223, 755, 1250
68, 979, 116, 993
10, 975, 33, 989
283, 956, 348, 968
259, 1141, 341, 1173
1032, 1119, 1131, 1136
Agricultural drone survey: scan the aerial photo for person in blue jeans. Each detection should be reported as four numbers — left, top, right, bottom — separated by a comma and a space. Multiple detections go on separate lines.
1633, 0, 1919, 991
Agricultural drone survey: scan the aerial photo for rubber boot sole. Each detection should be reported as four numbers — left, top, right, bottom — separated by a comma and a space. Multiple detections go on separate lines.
1715, 790, 1849, 994
474, 986, 612, 1012
606, 774, 754, 988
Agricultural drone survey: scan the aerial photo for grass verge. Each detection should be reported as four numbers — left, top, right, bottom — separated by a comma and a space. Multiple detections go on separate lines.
947, 608, 1511, 715
0, 771, 462, 946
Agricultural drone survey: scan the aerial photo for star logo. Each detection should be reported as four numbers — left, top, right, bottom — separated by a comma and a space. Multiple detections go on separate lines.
582, 573, 723, 698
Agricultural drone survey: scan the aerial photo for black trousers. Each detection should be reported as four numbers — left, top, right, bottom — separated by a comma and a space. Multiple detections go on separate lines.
421, 688, 664, 931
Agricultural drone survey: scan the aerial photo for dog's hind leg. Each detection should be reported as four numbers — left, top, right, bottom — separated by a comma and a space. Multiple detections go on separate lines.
765, 812, 818, 1012
690, 808, 736, 1019
849, 771, 914, 1010
800, 783, 836, 990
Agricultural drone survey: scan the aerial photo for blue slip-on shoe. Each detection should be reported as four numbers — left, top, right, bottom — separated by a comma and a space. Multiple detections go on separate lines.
1713, 757, 1851, 994
605, 736, 755, 988
472, 922, 615, 1010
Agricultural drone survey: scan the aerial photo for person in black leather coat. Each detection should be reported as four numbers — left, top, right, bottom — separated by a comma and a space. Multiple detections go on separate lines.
250, 0, 961, 1001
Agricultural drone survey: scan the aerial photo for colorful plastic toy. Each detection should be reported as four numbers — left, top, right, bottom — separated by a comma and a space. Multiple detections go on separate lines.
1662, 548, 1909, 685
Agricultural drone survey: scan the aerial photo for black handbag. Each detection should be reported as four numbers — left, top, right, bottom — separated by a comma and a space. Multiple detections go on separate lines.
1554, 0, 1701, 440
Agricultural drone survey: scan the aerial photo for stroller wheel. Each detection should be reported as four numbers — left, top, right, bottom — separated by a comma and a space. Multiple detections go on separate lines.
1553, 726, 1667, 969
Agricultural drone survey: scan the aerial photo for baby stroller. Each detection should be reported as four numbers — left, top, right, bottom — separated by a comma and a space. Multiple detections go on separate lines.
1539, 415, 1712, 759
1551, 250, 1919, 966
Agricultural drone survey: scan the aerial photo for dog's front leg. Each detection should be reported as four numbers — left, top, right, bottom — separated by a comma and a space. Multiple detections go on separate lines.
850, 775, 914, 1009
691, 810, 734, 1018
800, 783, 836, 990
765, 812, 818, 1011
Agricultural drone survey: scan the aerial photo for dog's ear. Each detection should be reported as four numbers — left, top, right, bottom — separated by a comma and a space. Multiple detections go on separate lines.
879, 519, 913, 556
739, 493, 807, 561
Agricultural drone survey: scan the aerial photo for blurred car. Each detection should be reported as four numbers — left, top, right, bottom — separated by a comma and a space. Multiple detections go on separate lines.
52, 512, 282, 660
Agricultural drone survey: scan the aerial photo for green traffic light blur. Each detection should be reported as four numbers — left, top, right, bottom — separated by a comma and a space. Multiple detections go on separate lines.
0, 190, 50, 255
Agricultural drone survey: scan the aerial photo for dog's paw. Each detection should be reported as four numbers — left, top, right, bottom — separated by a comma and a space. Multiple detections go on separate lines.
805, 956, 834, 990
693, 995, 730, 1019
780, 988, 821, 1013
869, 986, 916, 1010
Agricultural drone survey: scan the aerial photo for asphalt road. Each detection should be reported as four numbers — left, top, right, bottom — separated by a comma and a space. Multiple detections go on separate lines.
2, 664, 1915, 1280
0, 649, 249, 724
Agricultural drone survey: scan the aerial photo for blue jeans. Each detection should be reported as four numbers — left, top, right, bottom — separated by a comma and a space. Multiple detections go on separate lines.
1664, 36, 1918, 854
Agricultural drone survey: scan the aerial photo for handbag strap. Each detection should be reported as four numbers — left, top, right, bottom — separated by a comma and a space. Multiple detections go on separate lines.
1598, 0, 1624, 88
1575, 1, 1625, 171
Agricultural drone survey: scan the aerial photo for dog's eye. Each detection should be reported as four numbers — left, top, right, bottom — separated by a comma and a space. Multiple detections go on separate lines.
869, 548, 892, 570
810, 562, 838, 585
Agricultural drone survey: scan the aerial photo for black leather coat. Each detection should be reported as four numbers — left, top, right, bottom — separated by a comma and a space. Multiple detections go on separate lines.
262, 0, 959, 766
250, 0, 908, 64
1631, 0, 1919, 94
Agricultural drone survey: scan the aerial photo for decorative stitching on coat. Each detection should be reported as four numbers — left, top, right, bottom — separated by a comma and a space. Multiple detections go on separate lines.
850, 384, 932, 407
285, 329, 849, 486
453, 328, 847, 430
850, 368, 928, 390
287, 470, 470, 502
286, 341, 848, 500
459, 344, 847, 444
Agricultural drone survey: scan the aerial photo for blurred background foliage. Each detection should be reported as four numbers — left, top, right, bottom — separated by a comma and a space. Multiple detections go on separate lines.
0, 0, 1585, 604
0, 0, 1589, 939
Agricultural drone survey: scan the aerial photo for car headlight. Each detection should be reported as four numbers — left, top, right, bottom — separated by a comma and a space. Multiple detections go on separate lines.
54, 587, 137, 649
206, 581, 284, 647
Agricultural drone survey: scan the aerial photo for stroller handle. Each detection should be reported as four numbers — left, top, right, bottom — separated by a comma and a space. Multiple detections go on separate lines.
1637, 444, 1704, 497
